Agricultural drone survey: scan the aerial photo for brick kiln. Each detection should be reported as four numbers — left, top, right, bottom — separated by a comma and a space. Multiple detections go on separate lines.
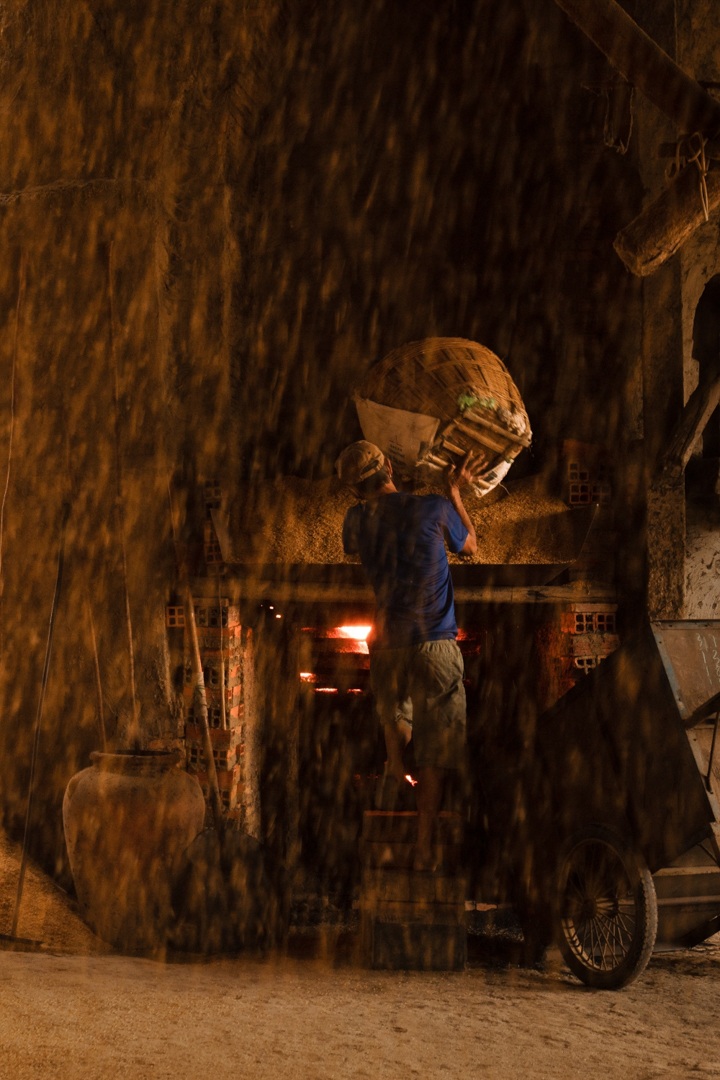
164, 332, 619, 966
171, 447, 621, 966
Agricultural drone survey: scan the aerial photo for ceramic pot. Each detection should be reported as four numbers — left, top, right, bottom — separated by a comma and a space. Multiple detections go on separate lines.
63, 749, 205, 951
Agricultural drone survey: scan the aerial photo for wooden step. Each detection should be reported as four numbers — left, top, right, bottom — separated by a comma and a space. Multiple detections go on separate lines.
359, 811, 467, 970
653, 865, 720, 901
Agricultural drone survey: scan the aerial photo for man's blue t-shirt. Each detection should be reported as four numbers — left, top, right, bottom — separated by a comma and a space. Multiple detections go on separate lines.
342, 492, 468, 648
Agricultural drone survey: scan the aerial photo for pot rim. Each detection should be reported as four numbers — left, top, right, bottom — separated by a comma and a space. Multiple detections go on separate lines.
89, 749, 184, 774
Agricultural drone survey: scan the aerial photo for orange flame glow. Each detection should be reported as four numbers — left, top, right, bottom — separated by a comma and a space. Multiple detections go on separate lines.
335, 625, 372, 641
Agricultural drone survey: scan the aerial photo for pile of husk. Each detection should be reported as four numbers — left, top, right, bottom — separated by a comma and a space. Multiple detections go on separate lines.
230, 474, 585, 568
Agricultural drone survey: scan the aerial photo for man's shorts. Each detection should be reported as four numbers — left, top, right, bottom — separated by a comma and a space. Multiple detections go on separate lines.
369, 639, 466, 770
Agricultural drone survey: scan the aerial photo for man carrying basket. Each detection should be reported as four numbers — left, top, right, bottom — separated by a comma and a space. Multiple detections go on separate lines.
336, 440, 479, 871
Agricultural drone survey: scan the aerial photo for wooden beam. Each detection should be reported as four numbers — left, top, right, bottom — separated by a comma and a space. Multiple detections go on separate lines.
614, 165, 720, 277
456, 582, 616, 605
553, 0, 720, 137
201, 576, 616, 606
553, 0, 720, 276
660, 371, 720, 479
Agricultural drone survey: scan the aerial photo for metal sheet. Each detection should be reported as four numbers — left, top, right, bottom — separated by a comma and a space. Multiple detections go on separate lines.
530, 622, 719, 872
652, 621, 720, 723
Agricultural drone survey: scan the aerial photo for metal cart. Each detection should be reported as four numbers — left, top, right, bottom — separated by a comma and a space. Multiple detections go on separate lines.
475, 619, 720, 989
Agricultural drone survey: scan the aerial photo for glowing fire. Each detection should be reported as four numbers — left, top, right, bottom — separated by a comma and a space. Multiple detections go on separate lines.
299, 624, 373, 689
335, 624, 372, 641
299, 673, 364, 695
302, 624, 372, 641
332, 624, 371, 655
405, 774, 418, 787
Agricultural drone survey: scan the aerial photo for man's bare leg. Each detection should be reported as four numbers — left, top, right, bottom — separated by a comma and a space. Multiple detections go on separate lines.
375, 714, 413, 810
383, 713, 412, 784
414, 765, 443, 871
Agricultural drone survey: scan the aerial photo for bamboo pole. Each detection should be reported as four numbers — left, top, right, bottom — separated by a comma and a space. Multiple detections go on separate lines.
86, 594, 108, 752
183, 580, 225, 832
107, 243, 140, 744
167, 484, 225, 831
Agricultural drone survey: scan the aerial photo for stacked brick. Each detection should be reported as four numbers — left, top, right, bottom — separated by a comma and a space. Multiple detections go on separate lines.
167, 598, 245, 817
557, 602, 620, 692
562, 439, 612, 507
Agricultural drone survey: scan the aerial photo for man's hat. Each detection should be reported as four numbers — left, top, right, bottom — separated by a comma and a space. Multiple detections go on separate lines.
335, 440, 385, 486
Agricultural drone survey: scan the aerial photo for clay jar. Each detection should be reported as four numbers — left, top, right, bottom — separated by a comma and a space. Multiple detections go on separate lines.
63, 749, 206, 952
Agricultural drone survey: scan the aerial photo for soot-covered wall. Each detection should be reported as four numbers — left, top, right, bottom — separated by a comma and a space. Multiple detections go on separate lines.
0, 0, 655, 878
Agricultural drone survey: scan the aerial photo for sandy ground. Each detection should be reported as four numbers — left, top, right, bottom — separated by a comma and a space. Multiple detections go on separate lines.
3, 831, 720, 1080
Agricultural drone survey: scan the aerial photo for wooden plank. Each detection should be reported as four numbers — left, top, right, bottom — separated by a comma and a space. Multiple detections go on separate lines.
553, 0, 720, 136
206, 577, 617, 606
462, 410, 533, 448
440, 436, 471, 457
659, 371, 720, 477
454, 419, 512, 454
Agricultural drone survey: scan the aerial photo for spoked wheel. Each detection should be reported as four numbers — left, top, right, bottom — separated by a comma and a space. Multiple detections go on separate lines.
555, 824, 658, 990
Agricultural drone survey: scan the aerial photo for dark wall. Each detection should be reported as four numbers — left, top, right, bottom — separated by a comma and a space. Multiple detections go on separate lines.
0, 0, 280, 874
235, 0, 643, 481
0, 0, 652, 879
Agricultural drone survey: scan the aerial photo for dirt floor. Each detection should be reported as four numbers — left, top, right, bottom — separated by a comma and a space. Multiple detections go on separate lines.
3, 830, 720, 1080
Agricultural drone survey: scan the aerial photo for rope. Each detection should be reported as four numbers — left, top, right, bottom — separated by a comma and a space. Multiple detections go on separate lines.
669, 132, 713, 222
687, 132, 710, 222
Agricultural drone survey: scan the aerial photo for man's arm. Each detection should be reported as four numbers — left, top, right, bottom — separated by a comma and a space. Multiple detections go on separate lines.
342, 508, 359, 555
443, 453, 480, 556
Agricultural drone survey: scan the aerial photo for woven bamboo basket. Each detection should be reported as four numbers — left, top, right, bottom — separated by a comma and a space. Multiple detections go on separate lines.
354, 337, 531, 495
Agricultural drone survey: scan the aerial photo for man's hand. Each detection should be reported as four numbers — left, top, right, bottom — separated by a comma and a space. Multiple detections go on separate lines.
443, 450, 484, 497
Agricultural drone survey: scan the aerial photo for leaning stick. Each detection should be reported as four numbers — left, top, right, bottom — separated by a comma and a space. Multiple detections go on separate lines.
107, 243, 140, 743
0, 253, 25, 590
86, 594, 108, 752
167, 482, 225, 832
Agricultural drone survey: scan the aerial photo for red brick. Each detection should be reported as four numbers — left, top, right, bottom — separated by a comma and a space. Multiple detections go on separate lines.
184, 721, 243, 749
